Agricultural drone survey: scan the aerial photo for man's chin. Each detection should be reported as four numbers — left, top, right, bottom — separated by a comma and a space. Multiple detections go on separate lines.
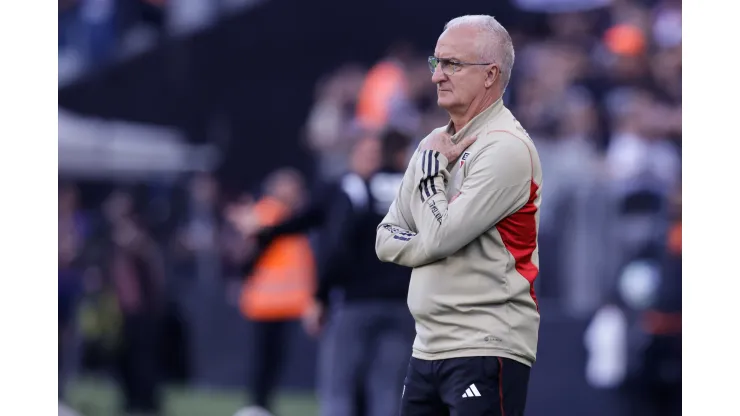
436, 96, 455, 110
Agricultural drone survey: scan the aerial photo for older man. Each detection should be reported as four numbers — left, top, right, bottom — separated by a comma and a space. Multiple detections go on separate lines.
375, 15, 543, 416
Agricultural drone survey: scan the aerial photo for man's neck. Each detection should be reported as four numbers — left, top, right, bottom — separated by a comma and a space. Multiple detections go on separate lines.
450, 93, 499, 134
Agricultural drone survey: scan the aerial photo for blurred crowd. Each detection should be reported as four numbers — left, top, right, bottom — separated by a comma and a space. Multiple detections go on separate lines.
59, 0, 681, 415
58, 0, 260, 82
304, 0, 681, 311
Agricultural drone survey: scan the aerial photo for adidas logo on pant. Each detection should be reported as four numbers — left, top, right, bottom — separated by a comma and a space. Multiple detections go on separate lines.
461, 383, 482, 398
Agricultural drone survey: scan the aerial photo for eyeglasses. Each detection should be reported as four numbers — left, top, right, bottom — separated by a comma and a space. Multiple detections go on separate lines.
428, 56, 495, 76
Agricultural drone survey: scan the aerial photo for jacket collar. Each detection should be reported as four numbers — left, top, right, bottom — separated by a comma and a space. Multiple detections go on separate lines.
445, 97, 505, 143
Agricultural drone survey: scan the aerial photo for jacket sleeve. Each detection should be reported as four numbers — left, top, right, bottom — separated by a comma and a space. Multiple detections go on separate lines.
375, 150, 435, 267
409, 137, 533, 261
257, 181, 336, 246
314, 190, 355, 304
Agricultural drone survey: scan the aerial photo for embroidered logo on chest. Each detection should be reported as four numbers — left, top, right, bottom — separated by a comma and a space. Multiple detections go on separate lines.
459, 152, 471, 168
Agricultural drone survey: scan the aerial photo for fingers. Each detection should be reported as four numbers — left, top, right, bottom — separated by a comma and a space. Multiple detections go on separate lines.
446, 135, 477, 160
422, 131, 451, 150
302, 313, 322, 337
423, 132, 476, 160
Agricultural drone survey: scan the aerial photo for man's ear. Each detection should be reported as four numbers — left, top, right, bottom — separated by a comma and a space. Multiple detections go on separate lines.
485, 66, 499, 88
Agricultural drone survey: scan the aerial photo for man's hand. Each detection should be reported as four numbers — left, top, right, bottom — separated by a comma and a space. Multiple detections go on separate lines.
302, 301, 327, 337
225, 201, 261, 237
421, 131, 478, 162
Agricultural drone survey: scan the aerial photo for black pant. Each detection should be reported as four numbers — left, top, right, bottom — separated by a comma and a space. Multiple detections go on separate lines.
119, 314, 161, 414
250, 320, 290, 410
400, 356, 530, 416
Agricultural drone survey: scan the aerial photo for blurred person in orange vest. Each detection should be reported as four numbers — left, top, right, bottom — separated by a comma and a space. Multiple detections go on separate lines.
227, 168, 316, 416
356, 42, 417, 132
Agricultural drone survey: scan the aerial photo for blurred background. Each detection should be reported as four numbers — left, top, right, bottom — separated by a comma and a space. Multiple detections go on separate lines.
58, 0, 681, 415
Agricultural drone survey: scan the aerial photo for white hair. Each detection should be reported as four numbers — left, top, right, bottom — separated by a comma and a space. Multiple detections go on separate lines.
443, 15, 515, 89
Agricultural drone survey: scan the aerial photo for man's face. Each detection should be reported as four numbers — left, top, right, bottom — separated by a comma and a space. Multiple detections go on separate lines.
432, 26, 490, 112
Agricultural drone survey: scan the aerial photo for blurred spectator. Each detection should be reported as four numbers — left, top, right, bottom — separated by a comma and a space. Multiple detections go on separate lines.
585, 184, 681, 416
534, 86, 614, 312
605, 87, 680, 191
395, 59, 439, 132
58, 184, 89, 399
306, 64, 368, 180
305, 43, 429, 182
229, 169, 315, 416
172, 173, 222, 283
59, 238, 83, 399
309, 130, 415, 416
356, 42, 417, 133
100, 189, 167, 415
547, 11, 602, 47
651, 0, 681, 50
59, 184, 89, 252
632, 184, 681, 415
168, 174, 224, 385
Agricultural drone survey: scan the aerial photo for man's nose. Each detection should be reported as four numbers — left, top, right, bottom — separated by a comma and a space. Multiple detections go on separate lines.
431, 65, 447, 83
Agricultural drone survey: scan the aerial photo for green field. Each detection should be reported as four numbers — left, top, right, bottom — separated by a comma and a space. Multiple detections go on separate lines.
67, 378, 319, 416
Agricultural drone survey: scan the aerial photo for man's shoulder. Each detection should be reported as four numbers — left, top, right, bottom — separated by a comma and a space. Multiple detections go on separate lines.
468, 129, 537, 172
474, 108, 542, 181
475, 111, 538, 161
481, 107, 533, 144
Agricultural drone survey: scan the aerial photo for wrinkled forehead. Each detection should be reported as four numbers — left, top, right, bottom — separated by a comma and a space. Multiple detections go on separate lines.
434, 26, 481, 61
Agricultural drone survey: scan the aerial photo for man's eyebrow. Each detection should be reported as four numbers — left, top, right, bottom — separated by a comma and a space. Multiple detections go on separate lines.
436, 56, 462, 62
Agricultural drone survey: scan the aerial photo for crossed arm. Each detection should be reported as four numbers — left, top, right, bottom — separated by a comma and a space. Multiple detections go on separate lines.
375, 140, 532, 267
